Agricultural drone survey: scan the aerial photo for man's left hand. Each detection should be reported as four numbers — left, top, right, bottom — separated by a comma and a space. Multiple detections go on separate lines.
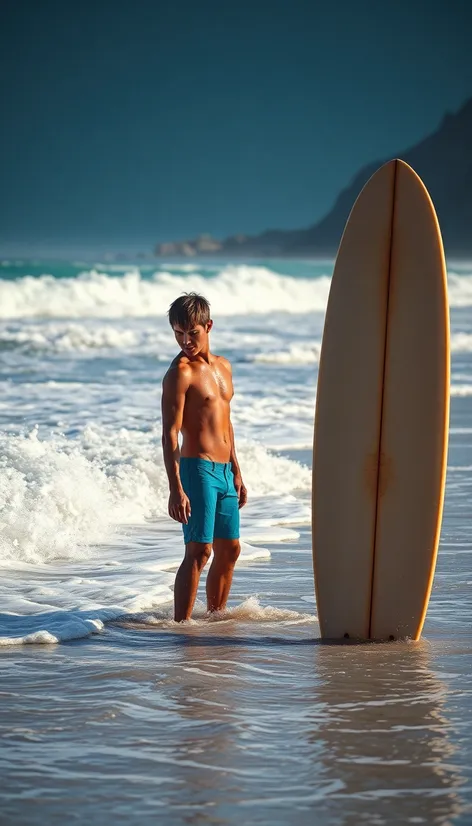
233, 474, 248, 509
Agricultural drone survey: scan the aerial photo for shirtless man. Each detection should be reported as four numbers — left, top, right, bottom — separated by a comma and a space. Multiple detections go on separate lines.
161, 292, 247, 621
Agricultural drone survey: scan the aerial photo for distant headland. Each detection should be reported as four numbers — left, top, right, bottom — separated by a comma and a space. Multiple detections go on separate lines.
155, 98, 472, 259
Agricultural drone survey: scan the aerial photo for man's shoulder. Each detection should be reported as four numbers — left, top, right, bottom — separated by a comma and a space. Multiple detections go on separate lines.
163, 354, 193, 385
215, 354, 232, 372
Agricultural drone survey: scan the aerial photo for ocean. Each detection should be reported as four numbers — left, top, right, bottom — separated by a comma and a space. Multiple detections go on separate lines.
0, 257, 471, 824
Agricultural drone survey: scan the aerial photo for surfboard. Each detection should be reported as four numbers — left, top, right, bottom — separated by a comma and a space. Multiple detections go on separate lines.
312, 159, 450, 641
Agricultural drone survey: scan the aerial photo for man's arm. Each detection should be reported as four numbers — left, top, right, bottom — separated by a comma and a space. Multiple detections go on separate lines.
230, 421, 247, 508
229, 421, 241, 475
221, 356, 247, 509
161, 363, 192, 524
229, 418, 248, 510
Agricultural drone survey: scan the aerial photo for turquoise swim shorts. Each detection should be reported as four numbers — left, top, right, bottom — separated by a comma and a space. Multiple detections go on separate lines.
179, 458, 240, 545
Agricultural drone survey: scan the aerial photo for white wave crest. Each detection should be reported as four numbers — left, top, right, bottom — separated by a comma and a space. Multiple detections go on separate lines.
0, 322, 170, 354
253, 343, 321, 364
448, 273, 472, 307
0, 426, 310, 565
0, 267, 332, 319
450, 384, 472, 396
0, 266, 471, 320
0, 426, 165, 564
451, 333, 472, 353
4, 321, 469, 362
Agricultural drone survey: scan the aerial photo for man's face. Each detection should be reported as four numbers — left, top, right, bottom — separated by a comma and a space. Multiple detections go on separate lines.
172, 321, 212, 357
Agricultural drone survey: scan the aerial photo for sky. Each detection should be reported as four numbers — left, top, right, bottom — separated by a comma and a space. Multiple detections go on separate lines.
1, 0, 471, 252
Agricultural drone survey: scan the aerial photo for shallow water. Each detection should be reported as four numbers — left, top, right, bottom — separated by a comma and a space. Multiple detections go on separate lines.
2, 529, 472, 825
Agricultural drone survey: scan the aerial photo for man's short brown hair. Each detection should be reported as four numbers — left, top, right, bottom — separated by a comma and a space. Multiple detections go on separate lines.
168, 293, 211, 329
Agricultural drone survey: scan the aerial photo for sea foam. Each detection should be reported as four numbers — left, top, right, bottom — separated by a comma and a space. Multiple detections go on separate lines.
0, 426, 310, 566
0, 266, 332, 319
0, 265, 471, 321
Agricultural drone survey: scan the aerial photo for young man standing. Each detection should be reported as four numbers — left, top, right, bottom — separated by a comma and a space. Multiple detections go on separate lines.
161, 293, 247, 621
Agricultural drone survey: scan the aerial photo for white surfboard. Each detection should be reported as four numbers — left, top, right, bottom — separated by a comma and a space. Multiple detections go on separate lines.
312, 159, 450, 641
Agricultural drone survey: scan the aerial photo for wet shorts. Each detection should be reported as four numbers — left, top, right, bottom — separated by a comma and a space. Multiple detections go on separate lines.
179, 458, 240, 545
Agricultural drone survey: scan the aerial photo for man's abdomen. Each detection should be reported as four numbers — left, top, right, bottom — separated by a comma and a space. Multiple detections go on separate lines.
181, 408, 231, 463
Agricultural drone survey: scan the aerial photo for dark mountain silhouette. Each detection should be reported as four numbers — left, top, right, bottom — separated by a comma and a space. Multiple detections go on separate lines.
156, 98, 472, 258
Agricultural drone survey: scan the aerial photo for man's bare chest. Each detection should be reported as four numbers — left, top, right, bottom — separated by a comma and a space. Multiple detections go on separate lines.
188, 367, 232, 406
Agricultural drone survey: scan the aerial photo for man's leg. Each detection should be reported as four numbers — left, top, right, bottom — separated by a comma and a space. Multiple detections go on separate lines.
206, 538, 241, 612
174, 542, 212, 621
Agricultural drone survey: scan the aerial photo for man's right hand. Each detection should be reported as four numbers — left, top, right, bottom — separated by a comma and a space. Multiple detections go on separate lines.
168, 489, 192, 524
